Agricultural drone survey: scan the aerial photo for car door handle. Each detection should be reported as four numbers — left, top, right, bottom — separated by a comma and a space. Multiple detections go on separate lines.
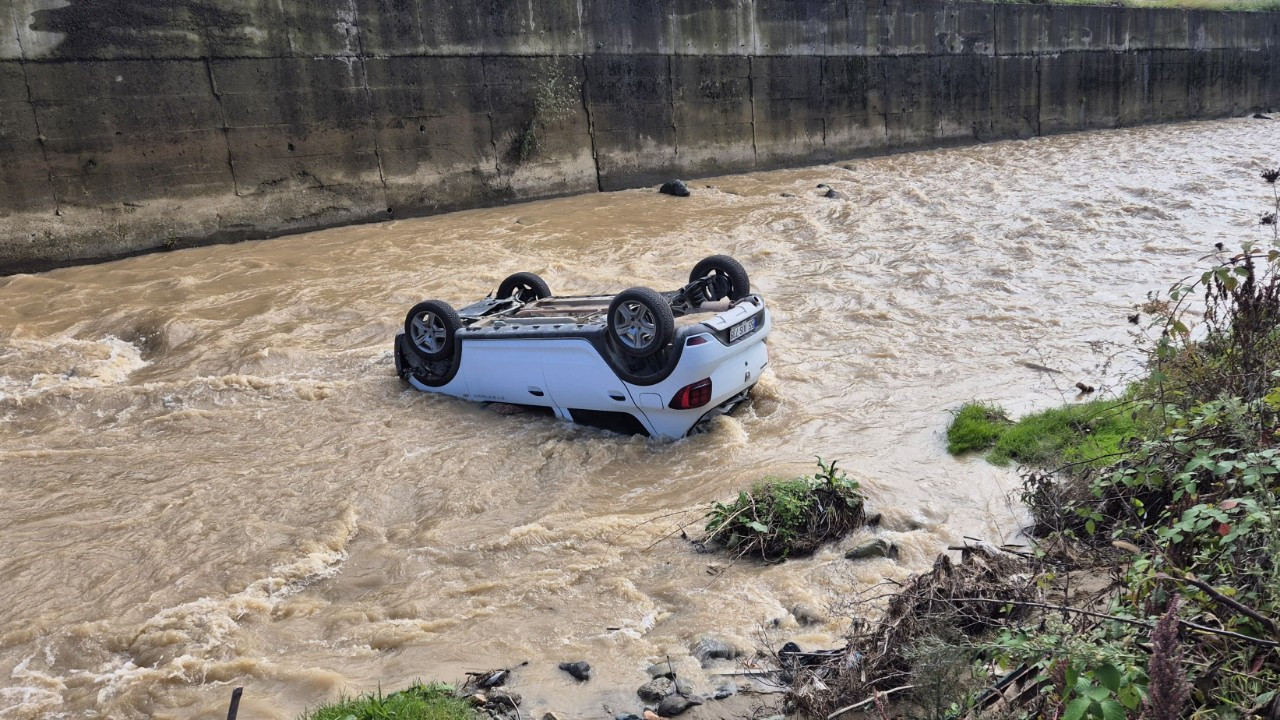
609, 392, 626, 402
528, 387, 545, 397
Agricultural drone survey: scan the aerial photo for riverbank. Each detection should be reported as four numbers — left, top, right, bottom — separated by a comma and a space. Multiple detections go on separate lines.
3, 120, 1276, 719
4, 0, 1279, 273
788, 175, 1280, 717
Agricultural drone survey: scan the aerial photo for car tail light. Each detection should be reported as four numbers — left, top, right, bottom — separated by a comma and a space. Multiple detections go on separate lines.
686, 334, 710, 346
669, 378, 712, 409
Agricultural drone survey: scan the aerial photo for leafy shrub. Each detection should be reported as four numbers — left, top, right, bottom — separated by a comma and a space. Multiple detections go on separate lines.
704, 458, 864, 560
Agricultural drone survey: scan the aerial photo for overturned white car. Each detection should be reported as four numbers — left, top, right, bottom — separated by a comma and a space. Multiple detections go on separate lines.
394, 255, 772, 439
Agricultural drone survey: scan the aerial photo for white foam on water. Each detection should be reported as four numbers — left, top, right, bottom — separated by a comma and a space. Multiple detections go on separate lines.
0, 653, 67, 719
69, 506, 358, 706
0, 335, 148, 402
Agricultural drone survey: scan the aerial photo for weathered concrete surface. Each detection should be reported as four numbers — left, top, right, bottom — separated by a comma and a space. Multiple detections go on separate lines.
2, 0, 1278, 272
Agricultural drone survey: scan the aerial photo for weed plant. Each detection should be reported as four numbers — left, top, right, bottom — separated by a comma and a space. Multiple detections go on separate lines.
302, 682, 475, 720
704, 458, 864, 560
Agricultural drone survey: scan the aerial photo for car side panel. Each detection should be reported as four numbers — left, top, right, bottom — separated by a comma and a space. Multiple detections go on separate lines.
539, 339, 657, 434
458, 339, 554, 407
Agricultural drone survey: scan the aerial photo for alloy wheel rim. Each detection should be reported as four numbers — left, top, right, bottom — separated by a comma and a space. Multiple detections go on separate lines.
613, 301, 657, 350
410, 311, 447, 354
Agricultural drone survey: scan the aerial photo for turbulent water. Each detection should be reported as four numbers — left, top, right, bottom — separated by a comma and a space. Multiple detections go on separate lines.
1, 118, 1277, 719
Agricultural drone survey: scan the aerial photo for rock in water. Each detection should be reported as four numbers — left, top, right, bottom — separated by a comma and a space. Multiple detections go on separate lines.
643, 711, 662, 720
487, 690, 522, 709
637, 677, 674, 702
845, 538, 898, 560
791, 604, 825, 626
692, 635, 741, 665
659, 179, 690, 197
713, 684, 737, 700
646, 662, 677, 679
1254, 113, 1272, 119
657, 694, 703, 717
558, 661, 591, 681
823, 188, 842, 199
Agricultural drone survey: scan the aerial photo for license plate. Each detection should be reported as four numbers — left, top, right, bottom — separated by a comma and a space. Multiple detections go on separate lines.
728, 316, 757, 342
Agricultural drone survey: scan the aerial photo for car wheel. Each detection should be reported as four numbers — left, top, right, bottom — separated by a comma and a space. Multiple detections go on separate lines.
394, 335, 407, 380
404, 300, 462, 362
608, 287, 675, 358
497, 272, 551, 302
689, 255, 750, 304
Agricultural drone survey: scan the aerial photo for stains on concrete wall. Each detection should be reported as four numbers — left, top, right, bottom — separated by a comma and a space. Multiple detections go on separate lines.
1, 0, 1277, 272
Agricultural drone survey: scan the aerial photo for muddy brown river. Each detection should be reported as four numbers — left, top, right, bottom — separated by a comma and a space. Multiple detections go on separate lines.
2, 118, 1277, 719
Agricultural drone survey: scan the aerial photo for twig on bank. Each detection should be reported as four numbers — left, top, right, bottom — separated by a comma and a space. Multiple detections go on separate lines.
1154, 572, 1280, 638
826, 684, 916, 719
961, 597, 1280, 648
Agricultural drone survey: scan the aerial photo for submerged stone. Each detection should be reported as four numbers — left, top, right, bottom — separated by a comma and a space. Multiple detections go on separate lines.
845, 538, 898, 560
659, 179, 690, 197
487, 690, 522, 709
637, 677, 674, 702
713, 684, 737, 700
558, 661, 591, 681
692, 635, 741, 665
791, 603, 825, 626
657, 694, 703, 716
646, 662, 677, 679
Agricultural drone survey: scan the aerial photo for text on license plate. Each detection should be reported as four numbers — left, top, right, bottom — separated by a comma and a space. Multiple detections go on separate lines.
728, 316, 757, 342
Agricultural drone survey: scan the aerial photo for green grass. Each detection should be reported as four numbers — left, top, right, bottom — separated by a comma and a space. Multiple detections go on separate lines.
302, 682, 476, 720
946, 403, 1012, 456
947, 400, 1140, 469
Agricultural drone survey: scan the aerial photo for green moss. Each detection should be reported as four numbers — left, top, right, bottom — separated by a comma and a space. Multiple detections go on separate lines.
946, 403, 1012, 456
301, 682, 476, 720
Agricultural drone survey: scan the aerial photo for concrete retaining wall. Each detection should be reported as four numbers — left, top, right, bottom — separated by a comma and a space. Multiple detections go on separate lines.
2, 0, 1277, 272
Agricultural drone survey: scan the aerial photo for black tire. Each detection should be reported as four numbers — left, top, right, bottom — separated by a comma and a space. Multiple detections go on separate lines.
689, 255, 750, 305
497, 272, 551, 302
608, 287, 675, 358
394, 335, 407, 381
404, 300, 462, 362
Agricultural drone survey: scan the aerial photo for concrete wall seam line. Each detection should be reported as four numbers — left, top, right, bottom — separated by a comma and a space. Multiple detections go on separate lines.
10, 3, 58, 216
202, 58, 240, 198
578, 53, 603, 193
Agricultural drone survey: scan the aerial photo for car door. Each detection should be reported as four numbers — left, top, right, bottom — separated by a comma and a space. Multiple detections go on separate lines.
459, 339, 553, 407
539, 338, 652, 431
